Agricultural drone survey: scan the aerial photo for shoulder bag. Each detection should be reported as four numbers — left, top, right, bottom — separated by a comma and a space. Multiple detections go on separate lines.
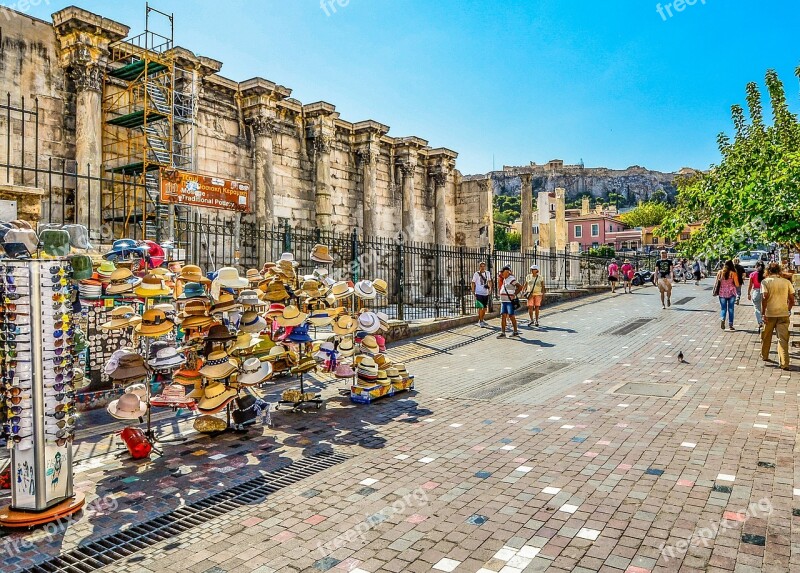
712, 271, 721, 297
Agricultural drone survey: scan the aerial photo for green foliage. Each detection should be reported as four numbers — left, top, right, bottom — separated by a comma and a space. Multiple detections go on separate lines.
494, 226, 522, 251
588, 245, 616, 258
619, 202, 672, 228
659, 69, 800, 257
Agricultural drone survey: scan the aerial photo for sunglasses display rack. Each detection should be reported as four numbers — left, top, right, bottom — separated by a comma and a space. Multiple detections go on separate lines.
0, 259, 85, 528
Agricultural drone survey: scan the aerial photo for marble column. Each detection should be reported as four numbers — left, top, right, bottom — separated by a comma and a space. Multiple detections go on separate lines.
555, 187, 567, 252
249, 115, 277, 224
71, 63, 104, 232
313, 135, 333, 231
399, 160, 417, 241
432, 170, 447, 246
358, 145, 379, 238
520, 173, 533, 252
478, 178, 493, 250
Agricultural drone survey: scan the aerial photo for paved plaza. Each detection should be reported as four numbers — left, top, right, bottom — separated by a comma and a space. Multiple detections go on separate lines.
2, 280, 799, 573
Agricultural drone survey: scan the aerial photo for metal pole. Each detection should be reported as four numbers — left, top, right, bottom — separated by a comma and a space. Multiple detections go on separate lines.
31, 262, 46, 509
397, 234, 404, 321
459, 246, 466, 316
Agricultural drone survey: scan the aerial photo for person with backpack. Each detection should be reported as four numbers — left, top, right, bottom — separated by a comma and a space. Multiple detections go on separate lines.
522, 264, 546, 327
714, 260, 740, 331
471, 261, 492, 328
497, 265, 522, 339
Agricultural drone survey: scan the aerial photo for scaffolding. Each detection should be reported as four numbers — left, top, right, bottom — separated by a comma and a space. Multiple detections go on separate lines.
102, 3, 195, 240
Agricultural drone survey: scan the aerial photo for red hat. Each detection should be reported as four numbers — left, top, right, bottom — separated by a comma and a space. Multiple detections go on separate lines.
142, 240, 166, 268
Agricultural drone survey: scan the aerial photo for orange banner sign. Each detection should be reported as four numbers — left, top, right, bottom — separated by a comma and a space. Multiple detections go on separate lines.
159, 169, 251, 212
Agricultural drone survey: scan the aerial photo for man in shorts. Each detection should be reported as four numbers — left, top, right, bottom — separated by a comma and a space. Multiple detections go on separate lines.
497, 265, 521, 338
522, 264, 546, 327
654, 250, 674, 308
608, 258, 620, 294
471, 261, 492, 328
620, 259, 634, 293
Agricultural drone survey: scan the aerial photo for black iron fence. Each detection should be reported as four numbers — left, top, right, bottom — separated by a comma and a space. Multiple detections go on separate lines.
0, 94, 657, 322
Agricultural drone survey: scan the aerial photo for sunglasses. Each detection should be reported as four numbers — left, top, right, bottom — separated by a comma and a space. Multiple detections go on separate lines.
44, 371, 74, 385
48, 409, 75, 420
8, 433, 33, 443
49, 265, 71, 275
5, 395, 29, 406
46, 417, 75, 429
5, 386, 22, 397
52, 391, 75, 401
43, 346, 73, 357
53, 436, 74, 447
6, 405, 30, 415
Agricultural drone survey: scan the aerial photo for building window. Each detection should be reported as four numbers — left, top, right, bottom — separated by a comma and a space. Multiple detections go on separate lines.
681, 233, 689, 240
592, 242, 599, 248
591, 224, 599, 237
574, 225, 582, 238
653, 237, 659, 244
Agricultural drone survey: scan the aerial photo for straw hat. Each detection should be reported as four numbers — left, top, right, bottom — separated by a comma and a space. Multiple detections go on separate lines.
215, 267, 249, 289
206, 324, 236, 342
250, 337, 277, 357
180, 314, 215, 330
239, 310, 267, 333
178, 264, 210, 284
276, 305, 308, 327
109, 353, 148, 381
149, 384, 192, 407
107, 393, 148, 420
360, 335, 380, 355
211, 292, 241, 314
309, 244, 334, 264
237, 357, 274, 386
265, 302, 285, 317
354, 280, 376, 300
173, 365, 202, 386
238, 289, 263, 306
290, 356, 317, 375
375, 370, 390, 386
334, 363, 355, 378
336, 337, 355, 357
371, 278, 388, 296
329, 281, 354, 299
135, 309, 174, 337
178, 299, 209, 318
197, 381, 238, 411
134, 274, 171, 298
96, 260, 116, 279
199, 350, 238, 380
260, 280, 288, 302
245, 268, 263, 284
278, 252, 298, 266
332, 315, 357, 335
105, 268, 142, 295
101, 305, 142, 330
124, 383, 148, 400
386, 366, 402, 383
308, 311, 333, 327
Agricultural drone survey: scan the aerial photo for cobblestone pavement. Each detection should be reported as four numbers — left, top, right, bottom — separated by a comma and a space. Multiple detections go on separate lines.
2, 280, 798, 573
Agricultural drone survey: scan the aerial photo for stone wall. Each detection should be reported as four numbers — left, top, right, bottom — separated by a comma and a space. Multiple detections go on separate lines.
0, 6, 462, 246
456, 175, 493, 249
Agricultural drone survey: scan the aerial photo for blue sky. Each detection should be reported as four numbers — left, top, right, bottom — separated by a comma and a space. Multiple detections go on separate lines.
27, 0, 800, 174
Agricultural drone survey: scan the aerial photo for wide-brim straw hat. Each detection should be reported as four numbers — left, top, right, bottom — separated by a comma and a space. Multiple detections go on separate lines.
276, 305, 308, 327
135, 309, 175, 337
101, 306, 142, 330
216, 267, 249, 289
199, 351, 238, 379
308, 311, 333, 327
337, 338, 355, 357
206, 324, 236, 342
332, 315, 357, 335
260, 280, 289, 302
197, 382, 238, 411
240, 311, 267, 333
147, 347, 186, 369
180, 314, 215, 330
245, 269, 263, 284
265, 303, 285, 317
237, 357, 274, 386
360, 335, 380, 354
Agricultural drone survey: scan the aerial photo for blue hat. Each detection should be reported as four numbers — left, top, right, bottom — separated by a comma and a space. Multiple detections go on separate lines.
286, 323, 313, 343
104, 239, 147, 260
178, 282, 207, 299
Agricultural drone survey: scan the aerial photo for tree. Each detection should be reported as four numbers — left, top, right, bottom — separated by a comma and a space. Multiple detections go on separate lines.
619, 202, 672, 228
658, 69, 800, 257
493, 226, 521, 251
588, 245, 616, 258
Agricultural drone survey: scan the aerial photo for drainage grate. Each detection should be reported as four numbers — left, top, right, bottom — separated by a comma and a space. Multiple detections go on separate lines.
604, 318, 655, 336
611, 382, 686, 399
460, 361, 569, 401
672, 297, 695, 305
28, 451, 350, 573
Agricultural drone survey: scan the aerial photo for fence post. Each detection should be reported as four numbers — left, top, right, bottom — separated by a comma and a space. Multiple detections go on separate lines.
396, 234, 404, 321
564, 246, 568, 289
459, 246, 466, 316
282, 219, 291, 252
351, 227, 359, 283
434, 246, 441, 318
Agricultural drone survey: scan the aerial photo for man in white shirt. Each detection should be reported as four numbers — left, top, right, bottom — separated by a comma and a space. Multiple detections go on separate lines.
471, 261, 492, 327
497, 265, 521, 338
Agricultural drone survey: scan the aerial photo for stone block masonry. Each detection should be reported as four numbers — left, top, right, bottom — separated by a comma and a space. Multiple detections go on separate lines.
0, 5, 478, 245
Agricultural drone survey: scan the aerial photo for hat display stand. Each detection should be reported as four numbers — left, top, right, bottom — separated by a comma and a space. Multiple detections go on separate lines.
0, 258, 85, 528
275, 325, 324, 412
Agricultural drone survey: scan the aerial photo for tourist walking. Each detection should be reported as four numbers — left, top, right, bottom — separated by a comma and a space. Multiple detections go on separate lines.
608, 258, 620, 294
693, 258, 703, 285
620, 259, 634, 293
714, 260, 740, 331
522, 264, 546, 327
497, 265, 521, 338
733, 257, 746, 304
471, 261, 492, 328
747, 261, 765, 333
654, 250, 674, 308
761, 262, 795, 370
